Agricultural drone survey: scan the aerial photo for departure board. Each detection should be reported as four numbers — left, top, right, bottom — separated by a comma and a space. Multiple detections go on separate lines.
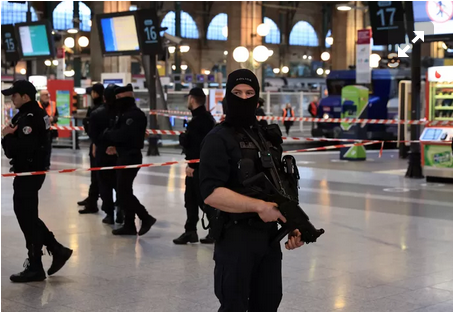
100, 15, 140, 54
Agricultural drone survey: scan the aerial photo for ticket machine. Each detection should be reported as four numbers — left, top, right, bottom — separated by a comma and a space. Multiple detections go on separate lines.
421, 66, 453, 180
420, 128, 453, 180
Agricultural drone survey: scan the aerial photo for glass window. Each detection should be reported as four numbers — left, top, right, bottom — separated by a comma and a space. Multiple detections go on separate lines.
289, 21, 319, 47
53, 1, 91, 31
1, 1, 38, 25
325, 29, 332, 48
264, 17, 280, 44
207, 13, 228, 41
161, 11, 199, 39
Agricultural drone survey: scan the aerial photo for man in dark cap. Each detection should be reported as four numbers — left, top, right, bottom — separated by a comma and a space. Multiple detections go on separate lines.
199, 69, 305, 311
78, 83, 104, 213
88, 84, 122, 225
1, 80, 72, 283
102, 84, 156, 236
173, 87, 216, 245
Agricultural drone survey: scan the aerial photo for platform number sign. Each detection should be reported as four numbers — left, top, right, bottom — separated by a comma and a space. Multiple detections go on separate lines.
136, 10, 161, 55
376, 6, 397, 27
1, 25, 20, 62
369, 1, 406, 45
144, 21, 157, 43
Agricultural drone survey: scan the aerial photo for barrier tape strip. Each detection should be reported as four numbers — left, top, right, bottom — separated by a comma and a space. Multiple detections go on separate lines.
150, 110, 453, 126
42, 126, 451, 145
2, 141, 389, 177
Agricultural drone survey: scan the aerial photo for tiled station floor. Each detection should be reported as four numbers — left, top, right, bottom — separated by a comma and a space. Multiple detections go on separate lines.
2, 148, 453, 312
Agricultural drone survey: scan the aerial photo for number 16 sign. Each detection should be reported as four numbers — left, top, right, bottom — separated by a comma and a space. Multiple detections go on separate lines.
136, 10, 162, 56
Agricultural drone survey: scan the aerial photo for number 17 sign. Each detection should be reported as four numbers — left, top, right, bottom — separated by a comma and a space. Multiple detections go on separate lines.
136, 10, 162, 56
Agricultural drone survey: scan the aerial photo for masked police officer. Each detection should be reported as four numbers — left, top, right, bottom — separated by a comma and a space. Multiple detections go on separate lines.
173, 88, 216, 245
78, 83, 104, 213
199, 69, 305, 311
88, 84, 123, 225
102, 84, 156, 236
1, 81, 72, 283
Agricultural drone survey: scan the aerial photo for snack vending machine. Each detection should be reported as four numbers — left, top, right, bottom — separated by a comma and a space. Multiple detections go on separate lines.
420, 66, 453, 180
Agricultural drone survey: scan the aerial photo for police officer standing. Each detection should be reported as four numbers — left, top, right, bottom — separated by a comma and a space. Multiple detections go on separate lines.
102, 84, 156, 236
199, 70, 305, 311
1, 81, 72, 283
78, 83, 104, 213
173, 88, 216, 245
88, 84, 122, 225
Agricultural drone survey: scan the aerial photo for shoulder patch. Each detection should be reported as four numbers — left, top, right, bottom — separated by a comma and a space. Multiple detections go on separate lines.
27, 113, 34, 117
43, 115, 51, 129
23, 126, 32, 135
126, 118, 134, 125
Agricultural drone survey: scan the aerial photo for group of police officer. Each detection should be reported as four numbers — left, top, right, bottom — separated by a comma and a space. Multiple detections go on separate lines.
1, 69, 305, 312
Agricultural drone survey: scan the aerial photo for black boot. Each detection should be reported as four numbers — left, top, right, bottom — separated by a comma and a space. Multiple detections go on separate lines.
173, 231, 199, 245
200, 234, 215, 244
78, 203, 99, 214
47, 243, 73, 276
77, 197, 89, 206
102, 214, 114, 225
112, 225, 137, 236
10, 258, 46, 283
138, 215, 156, 236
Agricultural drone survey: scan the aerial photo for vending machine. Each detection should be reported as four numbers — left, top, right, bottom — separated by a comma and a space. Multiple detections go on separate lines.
420, 66, 453, 180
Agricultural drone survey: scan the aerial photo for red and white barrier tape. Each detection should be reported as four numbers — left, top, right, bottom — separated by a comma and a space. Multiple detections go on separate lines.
284, 141, 381, 154
2, 141, 392, 177
2, 159, 199, 178
150, 110, 453, 126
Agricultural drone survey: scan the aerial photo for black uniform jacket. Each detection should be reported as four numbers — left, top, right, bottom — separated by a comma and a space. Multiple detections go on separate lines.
102, 98, 147, 159
179, 105, 216, 169
2, 101, 50, 173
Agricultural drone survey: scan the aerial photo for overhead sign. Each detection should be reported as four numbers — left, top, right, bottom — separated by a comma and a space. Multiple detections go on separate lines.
356, 29, 371, 84
136, 9, 162, 55
1, 24, 20, 62
413, 1, 453, 40
369, 1, 406, 45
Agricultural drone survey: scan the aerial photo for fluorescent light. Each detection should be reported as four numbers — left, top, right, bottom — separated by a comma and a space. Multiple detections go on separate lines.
52, 60, 59, 66
337, 4, 352, 11
168, 46, 176, 54
273, 68, 280, 74
67, 28, 78, 34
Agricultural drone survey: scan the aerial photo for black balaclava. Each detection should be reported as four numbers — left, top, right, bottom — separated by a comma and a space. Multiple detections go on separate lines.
104, 84, 118, 106
225, 69, 260, 128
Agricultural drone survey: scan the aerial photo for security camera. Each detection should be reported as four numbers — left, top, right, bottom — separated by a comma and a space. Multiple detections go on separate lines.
164, 32, 183, 45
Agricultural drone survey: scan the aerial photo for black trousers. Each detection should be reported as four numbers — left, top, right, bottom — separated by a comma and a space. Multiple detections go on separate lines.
214, 223, 282, 312
87, 143, 99, 203
284, 121, 293, 135
184, 168, 213, 232
13, 175, 57, 259
96, 152, 117, 215
116, 153, 149, 227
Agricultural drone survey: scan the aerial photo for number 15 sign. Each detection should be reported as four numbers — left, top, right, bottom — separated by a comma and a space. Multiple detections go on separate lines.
136, 10, 162, 56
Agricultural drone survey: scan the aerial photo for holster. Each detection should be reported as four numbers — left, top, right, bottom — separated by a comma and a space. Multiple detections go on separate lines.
208, 207, 229, 241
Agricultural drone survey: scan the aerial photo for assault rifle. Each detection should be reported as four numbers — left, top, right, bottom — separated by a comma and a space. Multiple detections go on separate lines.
243, 172, 325, 246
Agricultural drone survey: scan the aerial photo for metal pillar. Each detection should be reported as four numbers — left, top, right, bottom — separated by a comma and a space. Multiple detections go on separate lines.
405, 42, 423, 178
261, 2, 266, 92
26, 2, 32, 79
174, 1, 182, 91
73, 1, 81, 87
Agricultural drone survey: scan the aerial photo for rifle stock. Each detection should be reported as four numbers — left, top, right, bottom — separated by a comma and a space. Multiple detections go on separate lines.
243, 172, 325, 245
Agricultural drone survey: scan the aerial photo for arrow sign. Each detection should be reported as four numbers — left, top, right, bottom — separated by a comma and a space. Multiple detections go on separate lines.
412, 31, 424, 43
398, 45, 411, 57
